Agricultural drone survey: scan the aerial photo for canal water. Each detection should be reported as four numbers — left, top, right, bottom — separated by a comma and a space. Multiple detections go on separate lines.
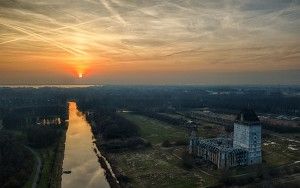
62, 102, 110, 188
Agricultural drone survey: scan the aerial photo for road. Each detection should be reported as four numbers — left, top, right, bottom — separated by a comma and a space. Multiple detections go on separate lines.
25, 146, 42, 188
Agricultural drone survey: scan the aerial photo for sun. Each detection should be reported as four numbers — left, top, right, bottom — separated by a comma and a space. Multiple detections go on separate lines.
78, 73, 83, 78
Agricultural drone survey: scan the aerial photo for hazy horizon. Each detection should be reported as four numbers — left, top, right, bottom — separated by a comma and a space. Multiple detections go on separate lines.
0, 0, 299, 85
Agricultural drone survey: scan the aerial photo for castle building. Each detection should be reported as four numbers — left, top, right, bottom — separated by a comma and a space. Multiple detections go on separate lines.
233, 109, 262, 165
189, 109, 262, 169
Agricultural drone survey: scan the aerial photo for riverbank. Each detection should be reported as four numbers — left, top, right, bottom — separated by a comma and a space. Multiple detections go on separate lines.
93, 135, 140, 187
87, 120, 122, 188
24, 146, 41, 188
35, 128, 67, 188
50, 129, 66, 188
93, 145, 121, 188
62, 102, 112, 188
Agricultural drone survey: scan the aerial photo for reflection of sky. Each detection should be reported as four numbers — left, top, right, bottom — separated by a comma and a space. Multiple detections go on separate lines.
0, 0, 299, 84
62, 102, 109, 188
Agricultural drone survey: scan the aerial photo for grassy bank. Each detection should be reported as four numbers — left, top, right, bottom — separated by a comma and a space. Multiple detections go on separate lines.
37, 129, 66, 188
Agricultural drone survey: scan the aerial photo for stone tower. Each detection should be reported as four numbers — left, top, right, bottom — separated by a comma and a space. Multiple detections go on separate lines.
188, 122, 198, 154
233, 109, 262, 165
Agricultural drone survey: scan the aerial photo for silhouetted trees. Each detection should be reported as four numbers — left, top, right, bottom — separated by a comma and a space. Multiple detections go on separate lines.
88, 109, 140, 140
83, 107, 151, 151
262, 123, 300, 133
0, 131, 34, 188
181, 152, 194, 169
134, 111, 186, 127
26, 126, 64, 148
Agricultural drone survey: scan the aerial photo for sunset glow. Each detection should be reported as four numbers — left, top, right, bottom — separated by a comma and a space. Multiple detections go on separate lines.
0, 1, 299, 85
1, 1, 299, 187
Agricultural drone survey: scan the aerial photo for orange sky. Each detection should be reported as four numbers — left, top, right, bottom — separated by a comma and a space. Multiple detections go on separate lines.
0, 0, 299, 85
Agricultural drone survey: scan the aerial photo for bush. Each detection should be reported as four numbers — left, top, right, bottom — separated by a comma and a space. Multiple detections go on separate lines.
181, 152, 193, 169
219, 170, 232, 185
91, 111, 140, 140
162, 140, 172, 147
203, 125, 212, 129
0, 132, 34, 188
27, 126, 62, 148
117, 175, 131, 183
174, 139, 188, 146
269, 168, 280, 177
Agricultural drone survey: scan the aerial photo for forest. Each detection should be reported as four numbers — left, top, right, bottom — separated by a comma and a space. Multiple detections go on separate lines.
0, 131, 34, 187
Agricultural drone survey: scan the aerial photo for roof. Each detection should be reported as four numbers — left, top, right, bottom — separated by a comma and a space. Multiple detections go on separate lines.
236, 109, 259, 122
196, 138, 247, 153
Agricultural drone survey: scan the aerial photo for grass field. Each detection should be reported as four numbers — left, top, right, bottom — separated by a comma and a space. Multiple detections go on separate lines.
110, 112, 300, 187
109, 149, 204, 187
37, 147, 55, 188
37, 131, 66, 188
23, 149, 37, 188
120, 113, 188, 145
109, 113, 218, 187
262, 135, 300, 167
196, 121, 223, 138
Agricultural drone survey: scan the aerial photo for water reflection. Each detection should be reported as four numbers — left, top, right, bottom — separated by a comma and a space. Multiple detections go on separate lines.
62, 102, 110, 188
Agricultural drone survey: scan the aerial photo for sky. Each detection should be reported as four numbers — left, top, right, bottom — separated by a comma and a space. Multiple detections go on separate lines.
0, 0, 299, 85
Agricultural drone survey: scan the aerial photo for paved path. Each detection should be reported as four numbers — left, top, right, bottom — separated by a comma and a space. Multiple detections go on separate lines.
25, 146, 42, 188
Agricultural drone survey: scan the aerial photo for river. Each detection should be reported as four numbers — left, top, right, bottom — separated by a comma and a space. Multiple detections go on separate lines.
62, 102, 110, 188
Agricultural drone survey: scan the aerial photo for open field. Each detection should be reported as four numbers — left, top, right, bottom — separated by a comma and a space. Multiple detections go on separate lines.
262, 134, 300, 167
177, 110, 300, 167
120, 113, 188, 145
196, 121, 224, 138
108, 148, 206, 187
37, 147, 56, 188
111, 112, 300, 187
109, 113, 219, 187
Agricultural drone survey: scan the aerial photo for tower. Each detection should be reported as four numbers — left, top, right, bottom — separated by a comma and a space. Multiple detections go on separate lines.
233, 109, 262, 165
188, 122, 198, 154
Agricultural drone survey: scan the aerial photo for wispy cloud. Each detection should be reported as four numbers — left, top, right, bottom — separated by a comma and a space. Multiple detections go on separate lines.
0, 0, 299, 84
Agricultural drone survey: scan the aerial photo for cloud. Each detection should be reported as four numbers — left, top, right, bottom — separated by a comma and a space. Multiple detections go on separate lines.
0, 0, 299, 84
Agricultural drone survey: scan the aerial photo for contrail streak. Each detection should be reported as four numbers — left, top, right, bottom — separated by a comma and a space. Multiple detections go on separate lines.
99, 0, 126, 24
0, 22, 86, 56
0, 2, 162, 46
0, 17, 105, 45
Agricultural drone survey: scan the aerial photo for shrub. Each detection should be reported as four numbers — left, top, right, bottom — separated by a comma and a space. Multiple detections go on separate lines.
181, 152, 193, 169
162, 140, 172, 147
174, 139, 188, 146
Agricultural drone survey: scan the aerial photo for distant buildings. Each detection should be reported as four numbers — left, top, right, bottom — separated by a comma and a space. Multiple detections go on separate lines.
36, 117, 62, 126
189, 109, 262, 169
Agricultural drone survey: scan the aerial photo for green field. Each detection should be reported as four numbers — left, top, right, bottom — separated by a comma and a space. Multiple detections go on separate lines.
109, 113, 300, 187
37, 131, 66, 188
120, 113, 188, 145
262, 135, 300, 167
37, 147, 55, 188
23, 150, 38, 188
109, 113, 218, 187
109, 149, 205, 187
